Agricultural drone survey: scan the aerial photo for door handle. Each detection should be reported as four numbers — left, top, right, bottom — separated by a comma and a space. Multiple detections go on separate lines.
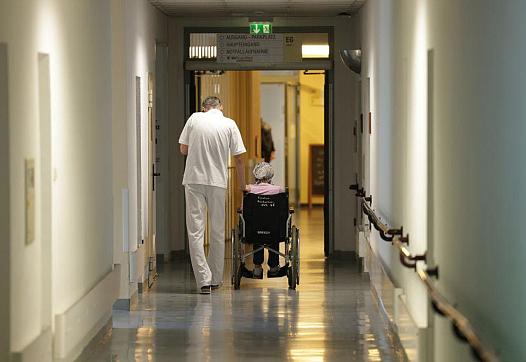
152, 163, 160, 191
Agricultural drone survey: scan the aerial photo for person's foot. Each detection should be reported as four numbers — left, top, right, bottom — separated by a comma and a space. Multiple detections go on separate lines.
211, 282, 222, 290
253, 264, 263, 279
241, 263, 254, 278
267, 265, 288, 278
200, 285, 211, 294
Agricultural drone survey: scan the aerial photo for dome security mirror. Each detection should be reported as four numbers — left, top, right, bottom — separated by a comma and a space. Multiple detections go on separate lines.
339, 49, 361, 74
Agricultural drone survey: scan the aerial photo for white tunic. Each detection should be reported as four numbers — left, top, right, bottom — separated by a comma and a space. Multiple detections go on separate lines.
179, 109, 246, 189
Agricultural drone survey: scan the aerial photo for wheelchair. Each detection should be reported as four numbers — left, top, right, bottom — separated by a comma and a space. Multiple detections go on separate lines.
231, 191, 300, 290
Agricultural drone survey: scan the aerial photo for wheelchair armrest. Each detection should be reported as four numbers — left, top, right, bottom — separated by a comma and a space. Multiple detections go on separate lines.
289, 207, 295, 214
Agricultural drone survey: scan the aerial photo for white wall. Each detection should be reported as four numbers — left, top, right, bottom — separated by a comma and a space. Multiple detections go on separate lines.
50, 0, 114, 320
333, 17, 361, 252
360, 0, 526, 360
0, 0, 167, 357
167, 16, 361, 253
428, 1, 526, 360
111, 0, 167, 300
361, 0, 429, 333
0, 0, 113, 353
0, 41, 10, 361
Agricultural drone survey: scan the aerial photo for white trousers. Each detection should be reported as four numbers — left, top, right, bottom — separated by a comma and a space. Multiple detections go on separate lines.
184, 184, 226, 289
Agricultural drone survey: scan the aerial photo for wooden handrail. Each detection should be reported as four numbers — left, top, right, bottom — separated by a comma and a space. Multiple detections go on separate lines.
350, 183, 499, 362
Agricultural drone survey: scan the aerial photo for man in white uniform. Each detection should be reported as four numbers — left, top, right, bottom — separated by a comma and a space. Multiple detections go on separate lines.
179, 96, 246, 294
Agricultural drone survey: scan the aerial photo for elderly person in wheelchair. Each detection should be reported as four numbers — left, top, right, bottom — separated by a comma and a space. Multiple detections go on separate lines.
246, 162, 286, 278
231, 162, 300, 290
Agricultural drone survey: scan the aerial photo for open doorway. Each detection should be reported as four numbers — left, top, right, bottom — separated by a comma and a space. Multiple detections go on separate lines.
189, 69, 328, 260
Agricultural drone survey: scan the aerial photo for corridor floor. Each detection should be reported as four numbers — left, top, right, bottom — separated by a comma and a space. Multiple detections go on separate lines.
78, 208, 407, 361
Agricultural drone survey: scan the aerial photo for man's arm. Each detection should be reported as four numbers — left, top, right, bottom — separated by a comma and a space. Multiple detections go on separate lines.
180, 143, 188, 155
234, 154, 245, 191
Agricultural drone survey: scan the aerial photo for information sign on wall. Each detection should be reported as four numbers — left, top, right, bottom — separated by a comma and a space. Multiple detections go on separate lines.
217, 33, 301, 64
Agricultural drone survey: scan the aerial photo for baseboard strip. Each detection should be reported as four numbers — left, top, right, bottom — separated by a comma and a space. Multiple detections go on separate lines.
54, 265, 120, 361
11, 327, 52, 362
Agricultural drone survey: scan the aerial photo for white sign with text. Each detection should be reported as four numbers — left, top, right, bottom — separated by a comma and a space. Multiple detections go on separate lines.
217, 34, 285, 63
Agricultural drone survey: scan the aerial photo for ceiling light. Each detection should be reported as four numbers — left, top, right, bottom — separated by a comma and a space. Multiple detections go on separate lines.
302, 45, 330, 59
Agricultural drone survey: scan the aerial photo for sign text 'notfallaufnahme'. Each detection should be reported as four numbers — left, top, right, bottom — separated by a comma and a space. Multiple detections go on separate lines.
216, 34, 300, 64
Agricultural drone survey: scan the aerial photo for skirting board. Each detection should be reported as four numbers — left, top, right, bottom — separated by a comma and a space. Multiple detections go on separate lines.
113, 289, 138, 311
361, 231, 425, 361
11, 327, 52, 362
54, 265, 120, 361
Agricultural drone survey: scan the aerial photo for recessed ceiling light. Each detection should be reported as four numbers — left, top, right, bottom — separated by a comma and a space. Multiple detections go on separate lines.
302, 45, 330, 59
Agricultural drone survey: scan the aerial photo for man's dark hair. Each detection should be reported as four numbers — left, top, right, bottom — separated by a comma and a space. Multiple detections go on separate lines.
202, 96, 221, 110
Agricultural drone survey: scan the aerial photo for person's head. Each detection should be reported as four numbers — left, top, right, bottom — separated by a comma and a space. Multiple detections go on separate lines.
253, 162, 274, 184
201, 96, 223, 112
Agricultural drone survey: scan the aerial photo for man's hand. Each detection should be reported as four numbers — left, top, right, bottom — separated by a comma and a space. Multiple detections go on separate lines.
180, 143, 188, 155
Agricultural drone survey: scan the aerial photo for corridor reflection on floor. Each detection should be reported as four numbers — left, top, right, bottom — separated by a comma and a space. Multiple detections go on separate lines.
78, 207, 407, 361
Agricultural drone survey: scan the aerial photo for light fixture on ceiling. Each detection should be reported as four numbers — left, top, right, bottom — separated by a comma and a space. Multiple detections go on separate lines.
302, 45, 330, 59
339, 49, 361, 74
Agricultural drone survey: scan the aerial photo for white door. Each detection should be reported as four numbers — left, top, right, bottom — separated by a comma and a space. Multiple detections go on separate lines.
38, 53, 52, 331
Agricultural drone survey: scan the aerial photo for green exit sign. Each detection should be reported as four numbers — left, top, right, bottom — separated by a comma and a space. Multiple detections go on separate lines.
250, 23, 272, 35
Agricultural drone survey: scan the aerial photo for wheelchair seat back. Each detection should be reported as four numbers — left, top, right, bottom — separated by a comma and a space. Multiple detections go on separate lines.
242, 192, 289, 244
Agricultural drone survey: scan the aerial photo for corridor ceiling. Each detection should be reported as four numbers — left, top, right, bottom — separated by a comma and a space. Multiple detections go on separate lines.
149, 0, 365, 17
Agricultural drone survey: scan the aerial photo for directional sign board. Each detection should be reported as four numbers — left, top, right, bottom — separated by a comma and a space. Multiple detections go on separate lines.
250, 22, 272, 35
217, 34, 284, 63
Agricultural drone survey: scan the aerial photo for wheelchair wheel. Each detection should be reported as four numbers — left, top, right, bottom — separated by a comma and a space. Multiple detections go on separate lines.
288, 226, 299, 290
231, 229, 236, 285
233, 227, 242, 290
293, 226, 300, 285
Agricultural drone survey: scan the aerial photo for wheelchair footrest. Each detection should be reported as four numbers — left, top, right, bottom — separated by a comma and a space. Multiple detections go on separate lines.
267, 264, 289, 278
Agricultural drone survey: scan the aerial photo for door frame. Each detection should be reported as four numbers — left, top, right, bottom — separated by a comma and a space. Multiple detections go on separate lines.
182, 27, 336, 256
323, 70, 334, 257
147, 72, 157, 287
154, 41, 169, 263
0, 42, 10, 361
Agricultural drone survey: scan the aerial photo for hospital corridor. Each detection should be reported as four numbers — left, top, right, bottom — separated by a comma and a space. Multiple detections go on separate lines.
1, 1, 525, 361
78, 209, 405, 361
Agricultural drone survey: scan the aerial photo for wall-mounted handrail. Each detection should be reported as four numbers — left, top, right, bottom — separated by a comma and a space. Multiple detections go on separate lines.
349, 183, 499, 362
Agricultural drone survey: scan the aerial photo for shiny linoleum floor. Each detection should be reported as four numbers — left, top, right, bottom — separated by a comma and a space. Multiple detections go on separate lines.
78, 207, 407, 362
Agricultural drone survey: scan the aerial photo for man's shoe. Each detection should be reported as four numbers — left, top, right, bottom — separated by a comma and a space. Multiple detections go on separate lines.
253, 265, 263, 279
211, 283, 222, 290
200, 285, 211, 294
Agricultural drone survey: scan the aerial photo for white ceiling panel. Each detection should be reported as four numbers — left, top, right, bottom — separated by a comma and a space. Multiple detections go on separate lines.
149, 0, 365, 17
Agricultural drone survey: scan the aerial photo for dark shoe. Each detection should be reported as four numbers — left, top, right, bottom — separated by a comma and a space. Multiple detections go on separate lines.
211, 283, 222, 290
267, 264, 289, 278
200, 285, 211, 294
253, 265, 263, 279
240, 264, 254, 278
